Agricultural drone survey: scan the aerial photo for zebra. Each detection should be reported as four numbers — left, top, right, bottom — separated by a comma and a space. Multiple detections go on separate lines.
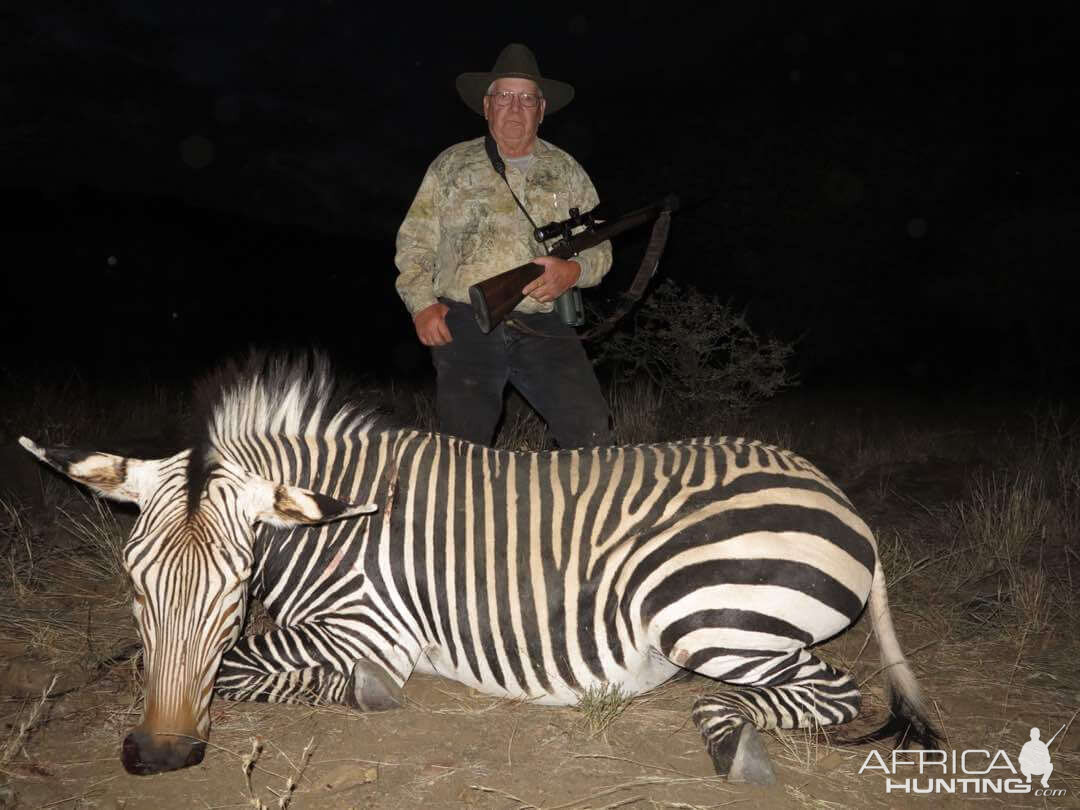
20, 353, 938, 780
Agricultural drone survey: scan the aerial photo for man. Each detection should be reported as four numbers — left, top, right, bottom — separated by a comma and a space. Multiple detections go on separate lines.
395, 43, 612, 448
1019, 727, 1054, 789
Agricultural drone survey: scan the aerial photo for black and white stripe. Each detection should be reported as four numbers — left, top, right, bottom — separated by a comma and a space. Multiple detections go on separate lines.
205, 357, 937, 779
22, 353, 938, 778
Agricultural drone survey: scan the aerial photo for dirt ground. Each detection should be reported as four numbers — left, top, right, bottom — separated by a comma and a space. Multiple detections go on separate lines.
2, 391, 1078, 809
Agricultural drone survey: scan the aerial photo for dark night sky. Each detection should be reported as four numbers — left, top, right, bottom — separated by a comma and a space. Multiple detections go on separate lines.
2, 3, 1077, 391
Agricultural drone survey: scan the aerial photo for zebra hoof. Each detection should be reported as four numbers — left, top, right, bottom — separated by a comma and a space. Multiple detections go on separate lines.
728, 724, 776, 785
348, 659, 404, 712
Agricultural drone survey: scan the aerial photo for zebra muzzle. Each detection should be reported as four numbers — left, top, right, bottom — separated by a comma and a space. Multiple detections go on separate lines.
121, 727, 206, 775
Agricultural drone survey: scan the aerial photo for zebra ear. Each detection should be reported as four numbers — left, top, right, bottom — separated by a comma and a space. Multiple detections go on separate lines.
18, 437, 158, 505
241, 474, 378, 528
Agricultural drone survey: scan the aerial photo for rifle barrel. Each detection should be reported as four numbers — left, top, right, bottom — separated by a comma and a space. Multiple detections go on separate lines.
551, 195, 679, 259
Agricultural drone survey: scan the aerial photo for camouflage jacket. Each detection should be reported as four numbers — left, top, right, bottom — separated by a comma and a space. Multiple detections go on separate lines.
394, 137, 613, 316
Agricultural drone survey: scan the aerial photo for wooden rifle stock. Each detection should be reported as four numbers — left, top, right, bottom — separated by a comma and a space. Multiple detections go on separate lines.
468, 262, 545, 334
468, 194, 679, 333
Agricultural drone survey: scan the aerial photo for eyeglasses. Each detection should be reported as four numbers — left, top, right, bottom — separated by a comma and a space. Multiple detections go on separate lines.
486, 90, 543, 108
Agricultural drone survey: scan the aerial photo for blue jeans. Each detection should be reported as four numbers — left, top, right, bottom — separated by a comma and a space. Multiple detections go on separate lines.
431, 299, 611, 448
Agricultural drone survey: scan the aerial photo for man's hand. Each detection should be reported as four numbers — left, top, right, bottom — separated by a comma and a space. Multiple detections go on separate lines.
413, 302, 452, 346
522, 257, 581, 303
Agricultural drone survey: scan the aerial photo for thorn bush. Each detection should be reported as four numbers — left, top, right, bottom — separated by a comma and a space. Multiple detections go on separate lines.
596, 279, 797, 420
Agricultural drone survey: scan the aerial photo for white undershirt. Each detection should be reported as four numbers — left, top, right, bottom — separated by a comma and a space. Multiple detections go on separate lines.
504, 153, 535, 174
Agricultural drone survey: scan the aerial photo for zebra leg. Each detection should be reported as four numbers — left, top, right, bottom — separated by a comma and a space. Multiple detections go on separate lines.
216, 660, 351, 705
216, 625, 406, 710
215, 624, 347, 705
216, 660, 404, 710
348, 658, 404, 711
691, 652, 860, 784
690, 712, 775, 785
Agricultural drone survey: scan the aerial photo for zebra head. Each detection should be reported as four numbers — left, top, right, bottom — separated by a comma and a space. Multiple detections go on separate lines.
19, 436, 376, 775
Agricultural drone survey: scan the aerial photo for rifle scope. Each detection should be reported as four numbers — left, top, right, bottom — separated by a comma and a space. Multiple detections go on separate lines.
533, 206, 598, 243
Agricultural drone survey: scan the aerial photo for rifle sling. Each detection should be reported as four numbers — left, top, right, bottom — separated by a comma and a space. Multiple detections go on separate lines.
485, 134, 544, 244
508, 207, 672, 341
578, 208, 672, 340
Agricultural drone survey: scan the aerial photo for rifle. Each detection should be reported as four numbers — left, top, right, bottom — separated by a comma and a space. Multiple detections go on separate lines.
468, 194, 679, 334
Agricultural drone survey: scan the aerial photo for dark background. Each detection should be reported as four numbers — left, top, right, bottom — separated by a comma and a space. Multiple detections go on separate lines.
2, 2, 1076, 394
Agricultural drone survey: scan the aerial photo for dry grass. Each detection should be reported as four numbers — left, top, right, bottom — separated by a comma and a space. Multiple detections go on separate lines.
188, 730, 321, 809
0, 675, 57, 777
0, 492, 137, 676
0, 498, 40, 604
576, 683, 634, 738
949, 470, 1051, 569
494, 392, 552, 452
934, 467, 1072, 635
411, 388, 437, 433
409, 376, 671, 450
242, 735, 263, 799
769, 724, 832, 774
610, 378, 665, 445
872, 527, 932, 595
411, 387, 554, 451
782, 784, 853, 809
57, 494, 131, 607
832, 402, 1080, 646
100, 652, 146, 740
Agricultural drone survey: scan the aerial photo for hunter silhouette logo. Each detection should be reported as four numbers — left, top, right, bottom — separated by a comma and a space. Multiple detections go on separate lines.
1019, 725, 1062, 789
859, 722, 1068, 797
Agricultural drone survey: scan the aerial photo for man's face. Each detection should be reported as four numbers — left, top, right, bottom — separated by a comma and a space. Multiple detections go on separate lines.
483, 77, 545, 156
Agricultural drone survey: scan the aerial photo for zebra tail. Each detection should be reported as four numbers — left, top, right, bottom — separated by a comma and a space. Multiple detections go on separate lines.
837, 558, 941, 749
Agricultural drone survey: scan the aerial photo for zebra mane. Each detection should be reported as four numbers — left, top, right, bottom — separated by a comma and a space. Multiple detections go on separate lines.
186, 350, 387, 512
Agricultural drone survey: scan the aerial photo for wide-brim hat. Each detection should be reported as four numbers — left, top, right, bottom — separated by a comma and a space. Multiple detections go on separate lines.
456, 43, 574, 115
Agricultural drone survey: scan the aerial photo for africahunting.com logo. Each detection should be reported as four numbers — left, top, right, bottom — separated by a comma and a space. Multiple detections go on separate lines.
859, 724, 1067, 797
